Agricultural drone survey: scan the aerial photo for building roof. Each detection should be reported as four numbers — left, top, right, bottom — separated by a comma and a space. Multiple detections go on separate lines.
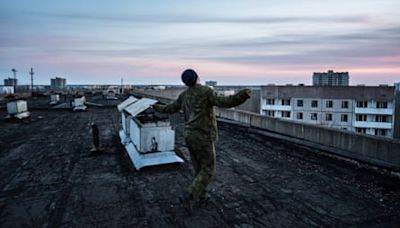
0, 97, 399, 227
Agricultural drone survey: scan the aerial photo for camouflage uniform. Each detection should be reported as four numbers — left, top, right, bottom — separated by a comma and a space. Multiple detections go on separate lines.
154, 84, 250, 198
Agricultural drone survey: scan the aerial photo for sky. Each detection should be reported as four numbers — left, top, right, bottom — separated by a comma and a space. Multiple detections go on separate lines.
0, 0, 399, 85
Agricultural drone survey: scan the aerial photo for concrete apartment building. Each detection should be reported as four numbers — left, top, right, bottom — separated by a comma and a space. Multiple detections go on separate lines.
313, 70, 349, 86
205, 80, 217, 87
4, 78, 17, 87
260, 85, 399, 138
50, 77, 66, 89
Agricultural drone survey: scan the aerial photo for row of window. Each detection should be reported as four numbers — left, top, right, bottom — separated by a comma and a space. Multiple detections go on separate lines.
356, 128, 388, 136
266, 99, 389, 109
357, 101, 388, 108
355, 114, 391, 123
268, 115, 389, 134
267, 99, 349, 108
266, 99, 291, 105
298, 112, 349, 121
306, 100, 350, 108
266, 111, 291, 118
266, 112, 392, 123
266, 111, 349, 122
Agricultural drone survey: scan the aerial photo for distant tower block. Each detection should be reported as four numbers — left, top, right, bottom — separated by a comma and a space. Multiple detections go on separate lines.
50, 77, 66, 89
4, 78, 17, 87
206, 80, 217, 87
312, 70, 349, 86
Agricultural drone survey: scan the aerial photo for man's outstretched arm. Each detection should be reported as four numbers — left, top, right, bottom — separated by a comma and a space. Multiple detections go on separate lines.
153, 96, 182, 114
209, 89, 251, 108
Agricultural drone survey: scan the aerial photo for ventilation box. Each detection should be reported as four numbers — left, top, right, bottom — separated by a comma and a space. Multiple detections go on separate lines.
118, 96, 183, 170
50, 94, 60, 105
6, 100, 30, 119
72, 96, 87, 111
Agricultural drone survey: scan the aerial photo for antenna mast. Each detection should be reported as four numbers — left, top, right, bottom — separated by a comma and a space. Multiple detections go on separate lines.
30, 67, 34, 93
121, 77, 124, 94
11, 68, 17, 92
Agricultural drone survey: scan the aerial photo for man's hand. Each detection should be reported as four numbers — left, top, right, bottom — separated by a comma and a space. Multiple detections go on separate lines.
237, 88, 251, 100
152, 104, 164, 113
243, 89, 252, 97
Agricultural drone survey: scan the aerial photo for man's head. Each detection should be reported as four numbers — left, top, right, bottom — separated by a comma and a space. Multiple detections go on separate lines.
181, 69, 198, 87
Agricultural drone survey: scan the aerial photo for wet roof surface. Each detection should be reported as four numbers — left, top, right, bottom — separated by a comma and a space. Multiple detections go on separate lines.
0, 97, 399, 227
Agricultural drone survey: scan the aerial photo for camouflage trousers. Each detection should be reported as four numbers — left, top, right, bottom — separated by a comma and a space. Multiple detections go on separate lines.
185, 134, 216, 198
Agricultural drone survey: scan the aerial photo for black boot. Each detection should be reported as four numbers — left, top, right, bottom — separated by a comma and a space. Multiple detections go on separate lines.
198, 193, 211, 207
179, 193, 195, 214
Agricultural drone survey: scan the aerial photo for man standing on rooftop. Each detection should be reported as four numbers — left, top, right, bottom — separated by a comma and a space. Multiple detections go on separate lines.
153, 69, 251, 211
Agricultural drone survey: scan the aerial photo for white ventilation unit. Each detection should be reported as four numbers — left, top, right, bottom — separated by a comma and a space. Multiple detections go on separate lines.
6, 100, 30, 119
118, 96, 183, 170
50, 94, 60, 105
106, 91, 118, 100
72, 96, 87, 111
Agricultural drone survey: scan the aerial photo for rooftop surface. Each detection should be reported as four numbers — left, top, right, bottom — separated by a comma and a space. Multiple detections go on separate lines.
0, 96, 399, 227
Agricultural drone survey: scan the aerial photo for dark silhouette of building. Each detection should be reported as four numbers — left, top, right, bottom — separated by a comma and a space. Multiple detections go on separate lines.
50, 77, 66, 89
205, 80, 217, 87
313, 70, 349, 86
4, 78, 17, 87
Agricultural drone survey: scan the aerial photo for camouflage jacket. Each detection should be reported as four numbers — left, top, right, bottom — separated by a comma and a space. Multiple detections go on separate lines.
153, 84, 250, 141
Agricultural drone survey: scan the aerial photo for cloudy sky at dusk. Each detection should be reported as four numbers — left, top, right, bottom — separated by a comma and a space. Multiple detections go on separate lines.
1, 0, 399, 85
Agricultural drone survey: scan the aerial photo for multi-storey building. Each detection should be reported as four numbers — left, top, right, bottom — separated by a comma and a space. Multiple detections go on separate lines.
50, 77, 66, 89
4, 78, 17, 87
260, 85, 398, 138
313, 70, 349, 86
395, 82, 400, 138
205, 80, 217, 87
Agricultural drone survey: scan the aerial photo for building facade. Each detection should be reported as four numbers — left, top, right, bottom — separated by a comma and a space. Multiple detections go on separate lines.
394, 82, 400, 138
313, 70, 349, 86
205, 80, 217, 87
260, 85, 398, 138
0, 86, 14, 94
4, 78, 17, 87
50, 77, 66, 89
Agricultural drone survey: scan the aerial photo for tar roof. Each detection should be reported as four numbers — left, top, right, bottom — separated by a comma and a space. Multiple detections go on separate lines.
0, 96, 399, 227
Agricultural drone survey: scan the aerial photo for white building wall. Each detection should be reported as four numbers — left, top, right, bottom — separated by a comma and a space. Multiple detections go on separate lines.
261, 95, 395, 138
0, 86, 14, 94
352, 100, 394, 137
